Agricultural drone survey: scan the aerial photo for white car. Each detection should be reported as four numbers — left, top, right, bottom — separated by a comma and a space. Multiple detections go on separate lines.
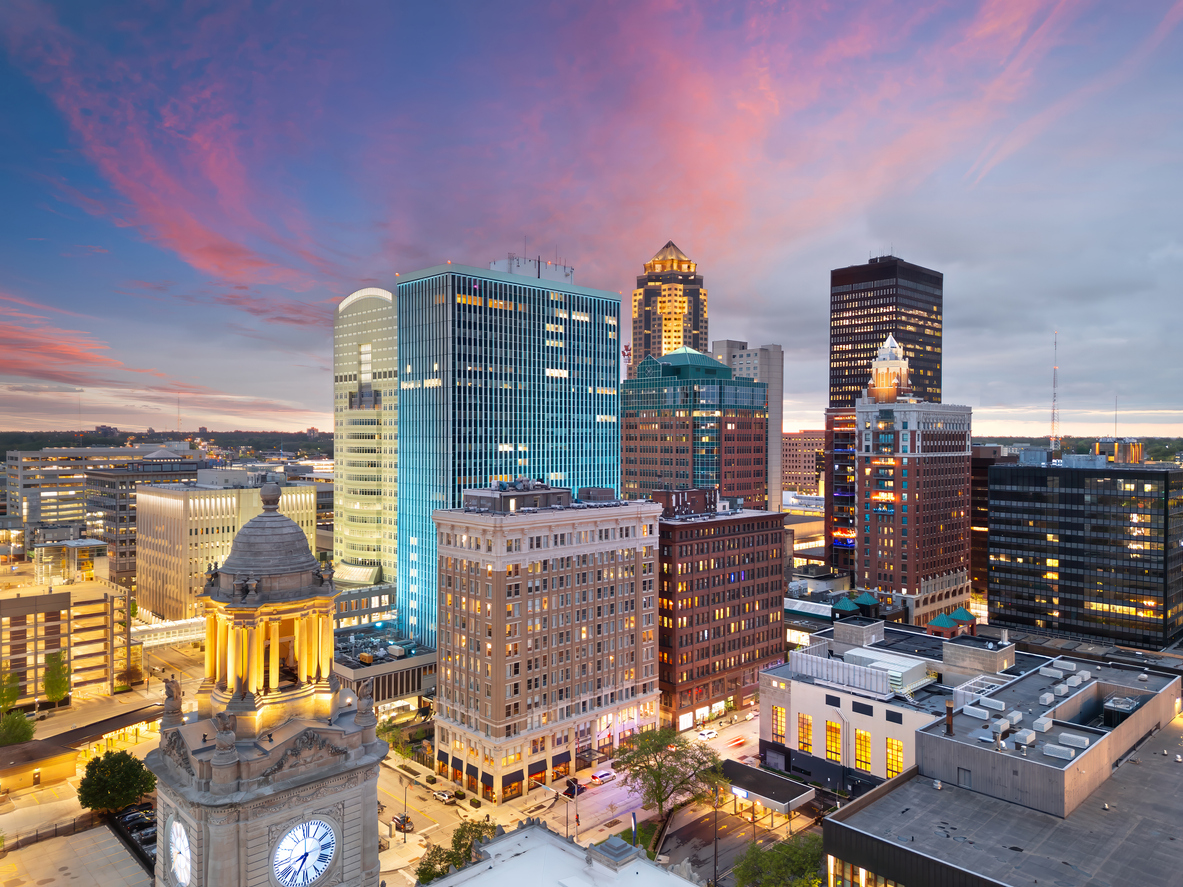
432, 790, 456, 804
697, 729, 718, 740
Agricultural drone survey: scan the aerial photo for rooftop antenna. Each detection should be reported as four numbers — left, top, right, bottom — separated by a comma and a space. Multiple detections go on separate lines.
1114, 393, 1118, 438
1049, 331, 1060, 453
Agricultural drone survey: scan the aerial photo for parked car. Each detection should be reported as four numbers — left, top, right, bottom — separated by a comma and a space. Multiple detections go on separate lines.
134, 826, 158, 845
589, 770, 616, 786
563, 781, 587, 798
744, 711, 755, 721
119, 810, 155, 830
125, 815, 157, 834
698, 729, 718, 740
432, 790, 456, 804
116, 802, 153, 822
392, 814, 414, 833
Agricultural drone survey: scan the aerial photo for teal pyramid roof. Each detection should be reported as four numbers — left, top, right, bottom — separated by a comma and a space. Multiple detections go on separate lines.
927, 613, 958, 628
832, 597, 859, 612
852, 592, 879, 606
950, 606, 975, 621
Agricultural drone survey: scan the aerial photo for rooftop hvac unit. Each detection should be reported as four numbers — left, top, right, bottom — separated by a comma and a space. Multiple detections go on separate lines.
1078, 670, 1091, 681
1060, 661, 1077, 672
1039, 692, 1054, 706
1033, 717, 1054, 733
1059, 732, 1090, 749
1040, 667, 1064, 679
993, 718, 1010, 734
1007, 711, 1023, 725
1067, 675, 1082, 687
980, 697, 1006, 712
1013, 729, 1036, 746
1043, 744, 1076, 761
1054, 683, 1070, 697
963, 705, 989, 720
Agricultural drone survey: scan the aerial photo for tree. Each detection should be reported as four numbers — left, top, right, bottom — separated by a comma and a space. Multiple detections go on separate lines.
613, 728, 725, 820
78, 751, 157, 813
0, 711, 34, 746
733, 834, 824, 887
42, 651, 70, 705
413, 819, 497, 884
0, 668, 19, 713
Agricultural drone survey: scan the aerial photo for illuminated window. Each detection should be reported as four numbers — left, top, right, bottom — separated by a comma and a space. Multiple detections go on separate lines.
826, 721, 841, 763
886, 737, 904, 778
771, 706, 786, 743
797, 713, 812, 753
855, 729, 871, 771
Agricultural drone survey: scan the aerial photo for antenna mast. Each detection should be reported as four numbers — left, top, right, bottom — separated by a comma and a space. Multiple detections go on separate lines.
1049, 331, 1060, 453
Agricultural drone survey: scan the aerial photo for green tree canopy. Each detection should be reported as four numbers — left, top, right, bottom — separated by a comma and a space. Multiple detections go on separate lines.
42, 651, 70, 704
613, 728, 725, 819
0, 668, 19, 713
78, 751, 157, 813
414, 819, 497, 884
733, 834, 824, 887
0, 711, 35, 747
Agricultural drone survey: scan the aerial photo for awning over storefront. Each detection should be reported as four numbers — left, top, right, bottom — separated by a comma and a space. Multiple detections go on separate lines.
502, 769, 523, 787
451, 755, 464, 771
721, 759, 815, 814
552, 750, 571, 765
481, 772, 493, 786
437, 749, 448, 762
528, 760, 546, 775
467, 763, 478, 777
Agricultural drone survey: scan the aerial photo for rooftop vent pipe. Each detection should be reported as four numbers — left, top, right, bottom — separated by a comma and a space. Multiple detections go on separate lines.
945, 699, 954, 736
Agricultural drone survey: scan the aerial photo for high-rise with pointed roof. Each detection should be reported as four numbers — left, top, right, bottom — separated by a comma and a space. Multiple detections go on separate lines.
628, 241, 708, 377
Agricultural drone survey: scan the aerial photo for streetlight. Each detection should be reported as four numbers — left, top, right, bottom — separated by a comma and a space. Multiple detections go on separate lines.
530, 778, 569, 837
712, 785, 719, 887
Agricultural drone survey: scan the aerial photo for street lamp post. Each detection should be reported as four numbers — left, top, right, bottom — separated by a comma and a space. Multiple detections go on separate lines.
529, 778, 570, 838
713, 786, 719, 887
403, 781, 408, 844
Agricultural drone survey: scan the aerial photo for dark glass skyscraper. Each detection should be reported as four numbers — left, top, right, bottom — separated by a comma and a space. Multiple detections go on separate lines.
988, 459, 1183, 649
828, 256, 943, 409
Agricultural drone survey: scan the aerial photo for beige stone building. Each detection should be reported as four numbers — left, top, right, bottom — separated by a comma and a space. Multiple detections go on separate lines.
432, 483, 662, 803
136, 470, 316, 621
146, 483, 388, 887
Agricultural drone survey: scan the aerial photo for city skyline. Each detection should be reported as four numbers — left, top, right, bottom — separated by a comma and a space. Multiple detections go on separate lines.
2, 3, 1182, 436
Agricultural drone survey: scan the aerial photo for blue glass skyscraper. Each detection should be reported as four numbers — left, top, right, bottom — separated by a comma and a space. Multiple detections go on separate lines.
395, 263, 621, 646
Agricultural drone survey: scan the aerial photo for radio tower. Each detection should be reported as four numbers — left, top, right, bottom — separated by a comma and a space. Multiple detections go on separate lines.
1049, 331, 1060, 453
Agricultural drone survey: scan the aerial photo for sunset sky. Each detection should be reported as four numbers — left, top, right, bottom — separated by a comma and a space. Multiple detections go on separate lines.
1, 1, 1181, 436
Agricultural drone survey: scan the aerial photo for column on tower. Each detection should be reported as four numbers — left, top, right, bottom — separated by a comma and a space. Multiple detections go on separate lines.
320, 610, 333, 676
297, 617, 309, 683
216, 618, 228, 687
307, 615, 321, 682
255, 622, 265, 693
246, 626, 257, 695
204, 613, 216, 681
227, 622, 240, 695
269, 619, 280, 691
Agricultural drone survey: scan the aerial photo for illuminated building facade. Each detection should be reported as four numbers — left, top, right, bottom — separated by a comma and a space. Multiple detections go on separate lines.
431, 484, 660, 802
854, 337, 972, 626
969, 445, 1017, 615
988, 460, 1183, 649
652, 489, 784, 731
783, 429, 826, 495
824, 409, 857, 572
333, 287, 398, 588
629, 242, 708, 377
621, 349, 768, 508
712, 340, 784, 511
395, 265, 621, 648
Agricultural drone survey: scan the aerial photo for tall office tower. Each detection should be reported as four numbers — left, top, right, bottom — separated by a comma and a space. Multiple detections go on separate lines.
829, 255, 943, 408
854, 337, 972, 626
628, 242, 708, 377
782, 430, 826, 496
712, 340, 784, 511
6, 444, 201, 528
85, 452, 206, 592
621, 349, 768, 508
652, 488, 784, 731
431, 484, 661, 803
969, 445, 1018, 619
333, 287, 398, 588
826, 255, 943, 570
397, 263, 621, 647
988, 456, 1183, 650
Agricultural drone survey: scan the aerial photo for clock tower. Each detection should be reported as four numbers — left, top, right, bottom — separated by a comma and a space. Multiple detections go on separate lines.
146, 483, 388, 887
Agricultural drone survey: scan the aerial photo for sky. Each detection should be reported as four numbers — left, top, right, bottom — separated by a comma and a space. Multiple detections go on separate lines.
1, 0, 1181, 438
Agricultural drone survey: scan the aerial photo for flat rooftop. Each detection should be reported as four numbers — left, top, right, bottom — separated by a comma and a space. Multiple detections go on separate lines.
924, 656, 1176, 767
836, 715, 1183, 887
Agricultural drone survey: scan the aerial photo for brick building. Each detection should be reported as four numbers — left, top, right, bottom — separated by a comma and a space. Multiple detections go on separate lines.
653, 489, 784, 731
782, 429, 825, 496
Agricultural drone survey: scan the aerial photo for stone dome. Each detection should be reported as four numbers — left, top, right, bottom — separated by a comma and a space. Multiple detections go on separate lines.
220, 483, 318, 576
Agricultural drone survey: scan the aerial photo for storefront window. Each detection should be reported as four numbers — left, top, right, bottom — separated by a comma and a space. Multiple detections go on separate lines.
502, 780, 523, 801
798, 713, 812, 753
826, 721, 841, 763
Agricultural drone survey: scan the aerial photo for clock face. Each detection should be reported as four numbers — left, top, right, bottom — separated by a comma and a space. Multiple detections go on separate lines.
169, 818, 191, 886
272, 819, 337, 887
